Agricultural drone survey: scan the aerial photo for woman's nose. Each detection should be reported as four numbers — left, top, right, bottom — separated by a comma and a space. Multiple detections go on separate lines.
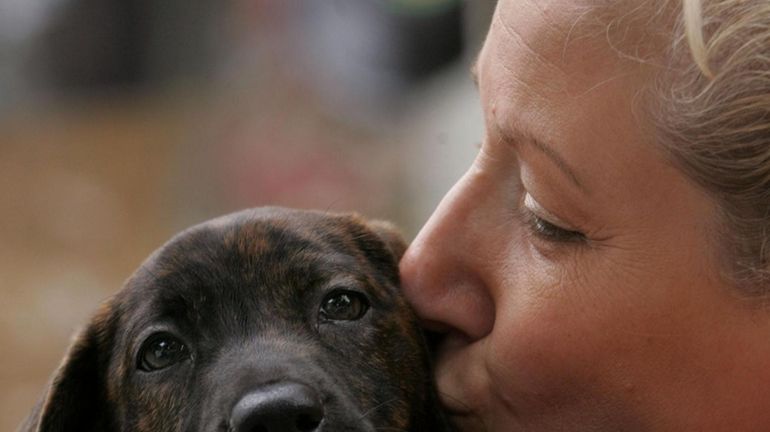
400, 173, 495, 341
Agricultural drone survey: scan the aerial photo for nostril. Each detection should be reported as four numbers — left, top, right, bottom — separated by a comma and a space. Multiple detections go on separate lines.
231, 382, 324, 432
295, 413, 322, 431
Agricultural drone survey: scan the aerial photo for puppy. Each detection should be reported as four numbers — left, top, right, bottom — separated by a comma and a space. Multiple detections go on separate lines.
20, 207, 451, 432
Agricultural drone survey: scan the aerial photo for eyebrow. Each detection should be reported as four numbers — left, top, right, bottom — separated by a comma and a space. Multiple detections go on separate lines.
494, 122, 587, 193
470, 57, 585, 192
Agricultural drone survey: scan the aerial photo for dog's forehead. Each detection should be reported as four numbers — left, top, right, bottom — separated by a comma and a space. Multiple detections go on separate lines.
150, 210, 370, 280
123, 208, 394, 321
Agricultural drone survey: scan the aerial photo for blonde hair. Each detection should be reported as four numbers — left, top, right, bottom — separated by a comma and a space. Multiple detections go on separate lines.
585, 0, 770, 291
658, 0, 770, 290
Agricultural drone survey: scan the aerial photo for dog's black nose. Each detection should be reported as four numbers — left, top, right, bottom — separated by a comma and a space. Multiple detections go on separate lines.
231, 382, 324, 432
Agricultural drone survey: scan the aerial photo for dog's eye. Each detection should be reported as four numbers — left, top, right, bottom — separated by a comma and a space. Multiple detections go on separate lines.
137, 333, 189, 372
320, 290, 369, 321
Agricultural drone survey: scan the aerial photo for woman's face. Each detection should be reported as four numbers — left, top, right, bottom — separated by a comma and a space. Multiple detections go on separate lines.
400, 0, 770, 430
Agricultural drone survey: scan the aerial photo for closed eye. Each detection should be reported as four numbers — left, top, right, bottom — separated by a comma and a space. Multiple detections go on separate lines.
522, 209, 586, 243
521, 193, 586, 244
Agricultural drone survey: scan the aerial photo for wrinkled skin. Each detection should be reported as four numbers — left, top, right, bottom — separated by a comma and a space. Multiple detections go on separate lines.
21, 207, 450, 432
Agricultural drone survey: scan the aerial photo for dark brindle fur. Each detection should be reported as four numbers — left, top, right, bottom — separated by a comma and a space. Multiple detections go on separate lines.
20, 207, 451, 432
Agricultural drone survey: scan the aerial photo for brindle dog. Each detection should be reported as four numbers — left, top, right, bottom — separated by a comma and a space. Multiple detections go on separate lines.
20, 207, 451, 432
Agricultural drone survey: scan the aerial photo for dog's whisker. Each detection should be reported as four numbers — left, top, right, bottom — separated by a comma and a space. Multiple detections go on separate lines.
322, 199, 342, 214
358, 396, 400, 421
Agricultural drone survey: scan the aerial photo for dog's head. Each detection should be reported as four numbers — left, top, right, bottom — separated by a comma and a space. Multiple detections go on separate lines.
22, 208, 449, 432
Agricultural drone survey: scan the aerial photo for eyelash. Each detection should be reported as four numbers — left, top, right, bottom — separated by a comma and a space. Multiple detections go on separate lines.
520, 208, 587, 244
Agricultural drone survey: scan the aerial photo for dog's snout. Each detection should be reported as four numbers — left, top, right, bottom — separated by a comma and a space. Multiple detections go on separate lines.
230, 382, 324, 432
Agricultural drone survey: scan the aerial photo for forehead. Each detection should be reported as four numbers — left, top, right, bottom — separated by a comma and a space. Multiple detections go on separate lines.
122, 213, 387, 330
480, 0, 661, 200
485, 0, 614, 93
158, 218, 350, 276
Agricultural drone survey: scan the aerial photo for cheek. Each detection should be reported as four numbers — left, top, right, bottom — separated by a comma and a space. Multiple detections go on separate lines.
486, 296, 603, 399
128, 382, 187, 431
481, 255, 646, 401
484, 251, 706, 409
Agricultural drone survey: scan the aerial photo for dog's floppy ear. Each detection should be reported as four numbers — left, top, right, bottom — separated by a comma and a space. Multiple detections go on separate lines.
366, 220, 407, 261
20, 302, 118, 432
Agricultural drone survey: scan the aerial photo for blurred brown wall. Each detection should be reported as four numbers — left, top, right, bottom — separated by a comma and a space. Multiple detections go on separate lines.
0, 97, 192, 428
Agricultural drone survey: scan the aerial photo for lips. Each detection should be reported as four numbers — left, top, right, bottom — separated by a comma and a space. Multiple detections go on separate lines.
432, 332, 485, 417
445, 410, 488, 432
441, 395, 475, 417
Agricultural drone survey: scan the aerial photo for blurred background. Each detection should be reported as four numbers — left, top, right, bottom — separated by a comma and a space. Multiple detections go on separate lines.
0, 0, 493, 427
